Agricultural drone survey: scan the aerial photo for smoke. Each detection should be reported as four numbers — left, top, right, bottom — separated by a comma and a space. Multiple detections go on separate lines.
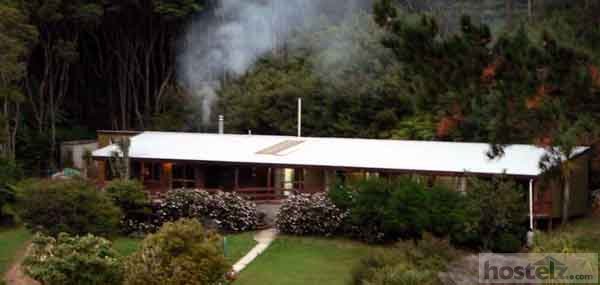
178, 0, 372, 125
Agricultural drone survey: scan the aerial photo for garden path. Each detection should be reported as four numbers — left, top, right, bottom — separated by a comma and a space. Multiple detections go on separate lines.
4, 243, 38, 285
232, 228, 278, 274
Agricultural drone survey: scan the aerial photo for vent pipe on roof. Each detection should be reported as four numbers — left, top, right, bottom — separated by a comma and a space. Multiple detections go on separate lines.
218, 115, 224, 134
297, 98, 302, 137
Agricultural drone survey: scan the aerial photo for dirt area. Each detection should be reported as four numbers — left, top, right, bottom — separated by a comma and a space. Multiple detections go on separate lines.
3, 243, 38, 285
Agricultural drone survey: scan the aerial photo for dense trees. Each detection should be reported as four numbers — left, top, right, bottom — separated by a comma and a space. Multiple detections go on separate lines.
0, 1, 37, 160
0, 0, 597, 179
4, 0, 211, 174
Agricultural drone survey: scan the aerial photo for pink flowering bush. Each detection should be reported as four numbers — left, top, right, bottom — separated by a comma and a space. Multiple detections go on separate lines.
276, 193, 347, 236
156, 189, 258, 232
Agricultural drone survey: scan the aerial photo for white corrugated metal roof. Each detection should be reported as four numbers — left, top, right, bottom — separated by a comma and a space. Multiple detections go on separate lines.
92, 131, 590, 177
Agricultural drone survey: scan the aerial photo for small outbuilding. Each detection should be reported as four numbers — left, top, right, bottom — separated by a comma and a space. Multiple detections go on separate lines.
92, 131, 592, 229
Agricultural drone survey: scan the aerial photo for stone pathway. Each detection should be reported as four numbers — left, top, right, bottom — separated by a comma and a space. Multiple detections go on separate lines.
256, 204, 281, 227
232, 228, 278, 274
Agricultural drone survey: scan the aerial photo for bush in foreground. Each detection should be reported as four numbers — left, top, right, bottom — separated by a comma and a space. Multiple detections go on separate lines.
156, 189, 258, 232
277, 193, 347, 236
351, 235, 456, 285
106, 179, 155, 235
124, 219, 230, 285
23, 233, 123, 285
16, 179, 121, 236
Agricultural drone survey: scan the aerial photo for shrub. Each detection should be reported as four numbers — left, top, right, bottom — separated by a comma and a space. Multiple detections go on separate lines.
23, 233, 123, 285
156, 189, 258, 232
384, 181, 432, 239
492, 232, 523, 253
531, 229, 594, 254
106, 179, 155, 235
123, 219, 230, 285
426, 186, 468, 237
351, 235, 456, 285
0, 158, 23, 226
16, 179, 121, 236
276, 193, 347, 236
332, 177, 467, 243
336, 178, 397, 243
454, 177, 527, 251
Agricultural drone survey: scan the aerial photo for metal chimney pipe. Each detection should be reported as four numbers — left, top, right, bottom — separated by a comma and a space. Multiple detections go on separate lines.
218, 115, 224, 134
297, 98, 302, 137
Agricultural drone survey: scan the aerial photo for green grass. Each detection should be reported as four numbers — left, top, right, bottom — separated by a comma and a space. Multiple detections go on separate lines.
225, 231, 257, 264
112, 237, 142, 256
0, 227, 32, 274
111, 231, 257, 264
233, 236, 377, 285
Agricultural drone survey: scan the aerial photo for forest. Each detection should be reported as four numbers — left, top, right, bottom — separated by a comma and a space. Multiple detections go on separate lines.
0, 0, 599, 181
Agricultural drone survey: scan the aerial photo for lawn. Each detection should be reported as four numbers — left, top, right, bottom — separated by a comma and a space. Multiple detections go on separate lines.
0, 227, 32, 274
113, 237, 142, 256
233, 235, 377, 285
112, 231, 257, 264
225, 231, 257, 263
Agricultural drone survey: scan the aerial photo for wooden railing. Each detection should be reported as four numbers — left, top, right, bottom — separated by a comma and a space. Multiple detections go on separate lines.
234, 188, 285, 201
234, 187, 325, 201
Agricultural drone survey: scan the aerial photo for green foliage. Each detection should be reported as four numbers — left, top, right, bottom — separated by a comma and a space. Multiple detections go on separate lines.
331, 177, 467, 243
492, 232, 523, 253
123, 218, 230, 285
455, 177, 527, 251
218, 13, 411, 139
332, 176, 523, 250
16, 179, 121, 236
154, 0, 203, 20
0, 158, 22, 225
426, 185, 468, 238
23, 232, 123, 285
105, 179, 152, 234
351, 235, 456, 285
0, 2, 37, 84
384, 180, 432, 239
337, 178, 397, 243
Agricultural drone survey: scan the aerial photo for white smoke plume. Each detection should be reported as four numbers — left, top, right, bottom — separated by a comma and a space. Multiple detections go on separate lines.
178, 0, 372, 125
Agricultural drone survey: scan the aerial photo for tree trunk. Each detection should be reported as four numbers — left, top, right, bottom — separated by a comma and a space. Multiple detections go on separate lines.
10, 102, 20, 161
2, 99, 8, 159
562, 173, 571, 225
528, 0, 533, 20
506, 0, 514, 28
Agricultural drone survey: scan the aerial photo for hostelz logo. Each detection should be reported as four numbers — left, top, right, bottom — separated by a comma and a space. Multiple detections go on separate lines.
479, 253, 598, 284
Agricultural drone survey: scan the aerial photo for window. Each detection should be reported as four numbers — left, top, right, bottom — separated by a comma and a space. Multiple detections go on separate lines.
173, 164, 196, 188
142, 162, 161, 182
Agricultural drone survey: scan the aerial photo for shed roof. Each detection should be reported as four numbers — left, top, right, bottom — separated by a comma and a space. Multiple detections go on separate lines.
92, 131, 590, 177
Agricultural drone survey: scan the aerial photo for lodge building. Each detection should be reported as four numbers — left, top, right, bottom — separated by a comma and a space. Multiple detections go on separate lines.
92, 130, 592, 230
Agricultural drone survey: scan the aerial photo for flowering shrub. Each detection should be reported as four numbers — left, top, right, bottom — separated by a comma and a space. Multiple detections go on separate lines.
156, 189, 258, 232
23, 233, 123, 285
276, 193, 347, 236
